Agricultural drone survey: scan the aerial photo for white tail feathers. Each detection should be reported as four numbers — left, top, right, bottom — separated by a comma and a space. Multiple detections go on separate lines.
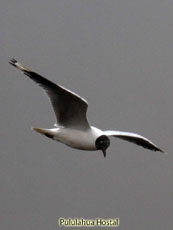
32, 127, 46, 134
32, 127, 54, 139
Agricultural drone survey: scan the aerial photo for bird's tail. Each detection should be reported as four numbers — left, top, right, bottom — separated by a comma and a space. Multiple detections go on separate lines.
32, 127, 54, 139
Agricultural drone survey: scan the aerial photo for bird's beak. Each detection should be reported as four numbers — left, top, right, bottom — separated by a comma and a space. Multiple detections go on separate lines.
102, 149, 106, 158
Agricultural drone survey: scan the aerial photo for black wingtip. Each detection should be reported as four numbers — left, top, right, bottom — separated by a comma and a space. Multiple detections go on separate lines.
154, 147, 166, 154
9, 58, 18, 66
159, 149, 167, 154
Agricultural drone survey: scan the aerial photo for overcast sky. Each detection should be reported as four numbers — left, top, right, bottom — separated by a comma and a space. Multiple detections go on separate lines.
1, 0, 173, 229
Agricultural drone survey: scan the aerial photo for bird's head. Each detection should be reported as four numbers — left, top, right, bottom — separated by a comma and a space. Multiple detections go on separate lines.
95, 135, 110, 158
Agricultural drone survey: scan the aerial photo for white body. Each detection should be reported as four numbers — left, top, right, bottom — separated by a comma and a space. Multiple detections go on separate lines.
50, 126, 103, 150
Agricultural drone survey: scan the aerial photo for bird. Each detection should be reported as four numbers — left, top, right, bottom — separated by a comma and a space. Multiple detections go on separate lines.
9, 58, 165, 157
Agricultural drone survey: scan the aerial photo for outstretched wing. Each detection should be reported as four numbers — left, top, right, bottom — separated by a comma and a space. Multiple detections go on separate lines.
9, 59, 90, 130
104, 130, 165, 153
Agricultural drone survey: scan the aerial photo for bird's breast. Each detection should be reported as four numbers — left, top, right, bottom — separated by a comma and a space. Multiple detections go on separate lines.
54, 126, 103, 150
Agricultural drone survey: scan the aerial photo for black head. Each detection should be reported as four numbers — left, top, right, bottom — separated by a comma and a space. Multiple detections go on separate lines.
95, 135, 110, 158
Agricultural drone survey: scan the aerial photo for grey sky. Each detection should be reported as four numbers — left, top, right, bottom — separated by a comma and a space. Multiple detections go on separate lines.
1, 0, 173, 229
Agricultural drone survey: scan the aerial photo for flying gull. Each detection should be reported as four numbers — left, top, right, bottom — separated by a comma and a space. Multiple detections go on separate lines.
9, 59, 165, 157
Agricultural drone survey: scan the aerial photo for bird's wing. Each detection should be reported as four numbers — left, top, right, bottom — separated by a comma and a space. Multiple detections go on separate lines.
104, 130, 165, 153
9, 59, 90, 129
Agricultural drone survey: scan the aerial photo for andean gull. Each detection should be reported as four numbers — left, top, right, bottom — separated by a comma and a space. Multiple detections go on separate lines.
9, 59, 165, 157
